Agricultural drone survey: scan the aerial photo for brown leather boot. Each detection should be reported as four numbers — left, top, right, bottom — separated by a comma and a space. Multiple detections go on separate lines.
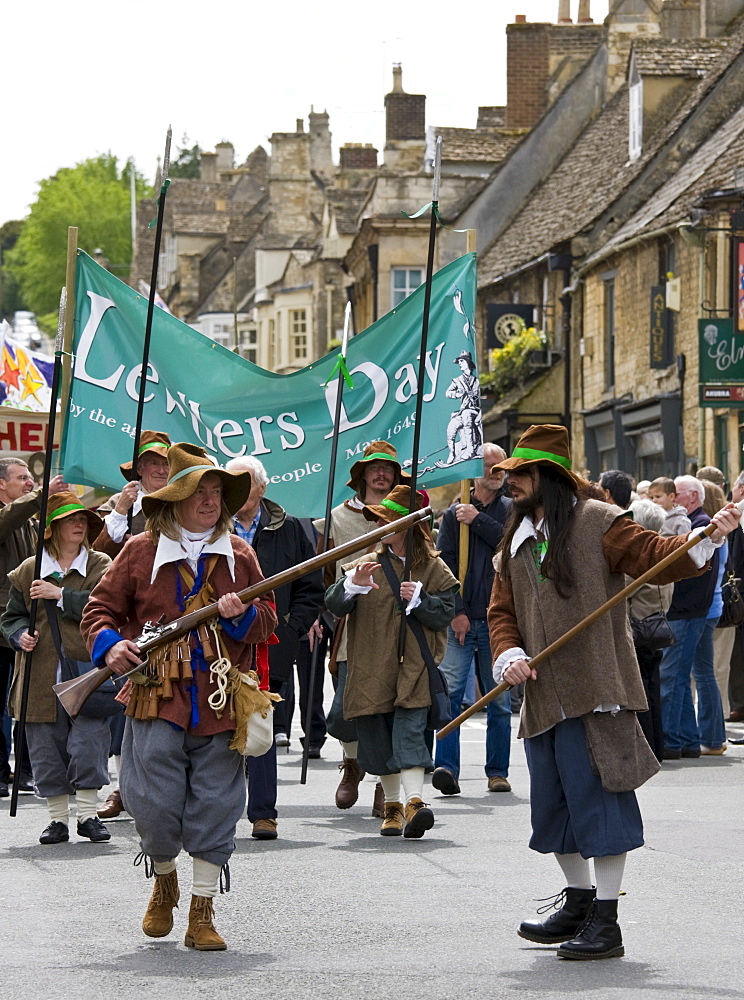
380, 801, 404, 836
142, 870, 180, 938
403, 797, 434, 839
184, 895, 227, 951
372, 781, 385, 817
98, 789, 125, 819
335, 756, 365, 809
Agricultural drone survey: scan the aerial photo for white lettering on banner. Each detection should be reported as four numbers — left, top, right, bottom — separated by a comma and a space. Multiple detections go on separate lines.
268, 461, 323, 485
345, 440, 372, 460
125, 363, 159, 403
244, 416, 272, 455
278, 412, 304, 450
165, 391, 215, 451
323, 362, 388, 439
213, 419, 247, 458
393, 344, 444, 404
75, 293, 125, 390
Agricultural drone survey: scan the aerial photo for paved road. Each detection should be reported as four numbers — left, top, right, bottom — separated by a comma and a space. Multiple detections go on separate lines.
2, 710, 744, 1000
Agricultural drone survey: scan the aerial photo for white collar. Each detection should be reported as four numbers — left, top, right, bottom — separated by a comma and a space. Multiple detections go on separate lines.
151, 526, 235, 583
346, 496, 365, 511
509, 515, 546, 557
41, 546, 89, 579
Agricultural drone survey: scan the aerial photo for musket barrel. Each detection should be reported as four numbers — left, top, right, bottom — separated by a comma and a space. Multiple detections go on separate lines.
53, 506, 433, 717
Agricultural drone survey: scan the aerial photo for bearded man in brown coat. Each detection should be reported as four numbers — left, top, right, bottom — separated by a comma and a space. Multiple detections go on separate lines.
488, 425, 741, 961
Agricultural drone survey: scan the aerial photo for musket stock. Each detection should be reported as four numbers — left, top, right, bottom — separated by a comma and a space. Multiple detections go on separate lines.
54, 506, 433, 718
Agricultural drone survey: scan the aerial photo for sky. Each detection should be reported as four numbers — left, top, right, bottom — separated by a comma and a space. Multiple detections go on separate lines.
2, 0, 610, 226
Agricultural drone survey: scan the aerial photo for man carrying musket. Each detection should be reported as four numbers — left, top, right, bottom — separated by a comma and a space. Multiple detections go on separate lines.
488, 425, 741, 960
81, 443, 277, 951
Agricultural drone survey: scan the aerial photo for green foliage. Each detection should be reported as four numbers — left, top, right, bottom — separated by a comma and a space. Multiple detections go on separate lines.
36, 311, 59, 336
0, 220, 25, 319
169, 135, 202, 179
479, 327, 547, 398
5, 154, 150, 316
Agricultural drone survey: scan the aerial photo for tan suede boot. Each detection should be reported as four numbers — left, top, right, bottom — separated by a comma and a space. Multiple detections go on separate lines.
380, 801, 404, 837
184, 894, 227, 951
142, 870, 180, 938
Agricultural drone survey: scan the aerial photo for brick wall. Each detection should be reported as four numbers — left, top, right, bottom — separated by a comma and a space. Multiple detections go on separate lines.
385, 92, 426, 142
506, 22, 550, 128
339, 144, 378, 170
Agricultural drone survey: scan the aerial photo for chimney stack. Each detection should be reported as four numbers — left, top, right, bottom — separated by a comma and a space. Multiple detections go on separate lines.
385, 65, 426, 143
557, 0, 572, 23
577, 0, 593, 24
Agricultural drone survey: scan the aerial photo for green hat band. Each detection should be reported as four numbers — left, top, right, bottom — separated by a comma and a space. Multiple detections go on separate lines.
512, 446, 572, 470
139, 441, 169, 456
168, 463, 219, 485
361, 453, 399, 465
381, 498, 409, 515
46, 502, 86, 526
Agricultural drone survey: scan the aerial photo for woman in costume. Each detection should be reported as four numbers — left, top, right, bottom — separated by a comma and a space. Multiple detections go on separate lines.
325, 485, 457, 839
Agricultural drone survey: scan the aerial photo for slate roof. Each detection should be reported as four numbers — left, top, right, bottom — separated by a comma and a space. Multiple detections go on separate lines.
633, 38, 728, 77
478, 87, 633, 283
435, 127, 522, 164
327, 189, 370, 234
582, 101, 744, 268
478, 20, 744, 287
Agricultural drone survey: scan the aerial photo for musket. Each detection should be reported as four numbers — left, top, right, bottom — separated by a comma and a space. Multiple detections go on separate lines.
53, 506, 432, 718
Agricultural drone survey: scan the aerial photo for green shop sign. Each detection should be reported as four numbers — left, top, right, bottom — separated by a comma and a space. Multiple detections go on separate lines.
698, 318, 744, 407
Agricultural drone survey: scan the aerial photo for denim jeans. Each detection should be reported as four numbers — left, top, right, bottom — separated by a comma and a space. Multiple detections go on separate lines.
660, 616, 726, 750
434, 617, 511, 778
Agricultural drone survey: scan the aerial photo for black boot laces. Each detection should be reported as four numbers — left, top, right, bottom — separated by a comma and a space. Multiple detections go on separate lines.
220, 862, 231, 894
534, 889, 567, 915
133, 851, 154, 878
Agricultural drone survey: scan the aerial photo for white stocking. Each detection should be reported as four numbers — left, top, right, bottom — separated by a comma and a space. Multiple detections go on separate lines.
400, 766, 425, 803
593, 853, 626, 899
379, 773, 401, 803
554, 852, 592, 889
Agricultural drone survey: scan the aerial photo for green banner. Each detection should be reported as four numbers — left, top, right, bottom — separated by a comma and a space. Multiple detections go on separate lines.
699, 318, 744, 406
61, 251, 483, 514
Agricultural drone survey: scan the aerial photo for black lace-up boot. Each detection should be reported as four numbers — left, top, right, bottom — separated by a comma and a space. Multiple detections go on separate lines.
557, 899, 624, 960
518, 886, 596, 944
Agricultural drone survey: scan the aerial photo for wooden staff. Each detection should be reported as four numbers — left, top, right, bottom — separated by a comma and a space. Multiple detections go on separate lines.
457, 228, 478, 589
436, 518, 723, 739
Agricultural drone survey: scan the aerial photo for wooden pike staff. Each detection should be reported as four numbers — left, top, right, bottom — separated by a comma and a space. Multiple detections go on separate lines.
300, 300, 354, 785
128, 126, 172, 529
9, 293, 67, 816
457, 228, 478, 590
436, 517, 726, 739
397, 135, 443, 661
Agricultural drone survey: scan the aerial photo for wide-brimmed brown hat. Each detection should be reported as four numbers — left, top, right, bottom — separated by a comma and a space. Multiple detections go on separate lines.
44, 491, 103, 541
493, 424, 585, 487
120, 430, 172, 481
347, 440, 411, 492
141, 442, 251, 518
362, 484, 427, 529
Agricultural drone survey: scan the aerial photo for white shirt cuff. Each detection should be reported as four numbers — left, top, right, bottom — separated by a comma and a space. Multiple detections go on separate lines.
404, 580, 423, 614
493, 646, 530, 683
343, 570, 374, 596
104, 509, 129, 543
688, 526, 723, 568
56, 590, 64, 610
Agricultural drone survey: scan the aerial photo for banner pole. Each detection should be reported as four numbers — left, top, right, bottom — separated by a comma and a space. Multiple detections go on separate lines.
300, 301, 353, 785
9, 293, 67, 816
128, 127, 171, 529
457, 227, 478, 590
57, 227, 78, 454
396, 136, 442, 662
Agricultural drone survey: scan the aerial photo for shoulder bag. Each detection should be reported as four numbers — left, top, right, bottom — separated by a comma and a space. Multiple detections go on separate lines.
630, 588, 675, 652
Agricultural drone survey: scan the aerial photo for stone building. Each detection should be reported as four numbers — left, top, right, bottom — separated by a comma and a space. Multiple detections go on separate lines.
465, 0, 744, 482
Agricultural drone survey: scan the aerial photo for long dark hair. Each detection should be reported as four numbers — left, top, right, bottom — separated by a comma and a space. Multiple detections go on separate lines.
499, 465, 578, 599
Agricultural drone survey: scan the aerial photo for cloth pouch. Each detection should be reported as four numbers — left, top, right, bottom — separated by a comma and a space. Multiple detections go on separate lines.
582, 709, 660, 793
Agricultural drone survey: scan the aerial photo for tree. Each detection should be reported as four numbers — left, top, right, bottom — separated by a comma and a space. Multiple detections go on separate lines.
5, 155, 150, 316
0, 220, 25, 320
169, 135, 201, 179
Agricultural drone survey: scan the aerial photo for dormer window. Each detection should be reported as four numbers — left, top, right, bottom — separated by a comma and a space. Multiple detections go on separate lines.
629, 57, 643, 162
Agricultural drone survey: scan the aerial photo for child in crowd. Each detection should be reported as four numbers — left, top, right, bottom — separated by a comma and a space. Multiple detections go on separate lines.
647, 477, 692, 536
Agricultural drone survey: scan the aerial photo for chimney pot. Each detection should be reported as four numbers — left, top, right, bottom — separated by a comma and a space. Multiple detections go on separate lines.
557, 0, 572, 23
514, 14, 527, 23
392, 64, 403, 93
577, 0, 593, 23
296, 118, 304, 132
